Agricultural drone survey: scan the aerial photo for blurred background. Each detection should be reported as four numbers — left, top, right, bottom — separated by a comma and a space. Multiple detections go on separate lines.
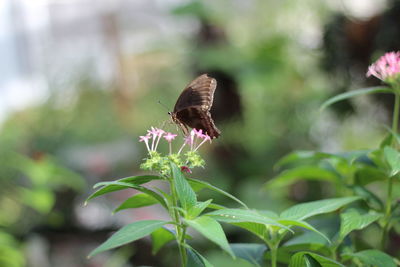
1, 0, 399, 266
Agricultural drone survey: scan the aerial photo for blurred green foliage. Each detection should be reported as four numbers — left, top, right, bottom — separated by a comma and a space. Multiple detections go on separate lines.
0, 0, 396, 266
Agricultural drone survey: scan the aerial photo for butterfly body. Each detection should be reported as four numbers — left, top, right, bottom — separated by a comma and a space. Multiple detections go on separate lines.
171, 74, 221, 138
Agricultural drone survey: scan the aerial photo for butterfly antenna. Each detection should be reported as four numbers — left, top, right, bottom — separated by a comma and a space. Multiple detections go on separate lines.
158, 100, 171, 114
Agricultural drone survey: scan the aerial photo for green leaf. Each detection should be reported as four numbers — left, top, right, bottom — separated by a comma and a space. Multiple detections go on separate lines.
284, 231, 328, 247
368, 149, 388, 170
380, 129, 400, 148
186, 245, 214, 267
185, 216, 234, 258
86, 175, 161, 202
151, 227, 175, 255
87, 181, 167, 209
267, 166, 340, 188
88, 220, 167, 258
282, 243, 330, 258
289, 251, 345, 267
334, 150, 371, 163
187, 199, 213, 219
114, 193, 159, 213
354, 167, 387, 186
232, 222, 267, 240
278, 232, 332, 264
93, 175, 160, 189
380, 133, 394, 148
187, 178, 248, 208
171, 162, 197, 211
339, 209, 382, 240
349, 185, 383, 210
278, 220, 330, 243
275, 151, 334, 170
207, 203, 226, 210
280, 197, 361, 221
0, 232, 25, 267
289, 252, 321, 267
20, 188, 55, 214
230, 243, 267, 267
206, 209, 287, 229
384, 146, 400, 176
320, 86, 392, 111
342, 249, 396, 267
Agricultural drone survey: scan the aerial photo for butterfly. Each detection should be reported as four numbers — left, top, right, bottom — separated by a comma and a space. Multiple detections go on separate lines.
169, 74, 221, 139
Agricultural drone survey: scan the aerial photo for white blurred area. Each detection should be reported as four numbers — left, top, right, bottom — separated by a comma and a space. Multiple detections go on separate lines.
0, 0, 192, 125
327, 0, 387, 19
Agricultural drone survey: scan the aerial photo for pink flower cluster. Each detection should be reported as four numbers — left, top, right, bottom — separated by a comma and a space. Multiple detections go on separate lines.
367, 51, 400, 82
183, 129, 211, 152
139, 127, 211, 154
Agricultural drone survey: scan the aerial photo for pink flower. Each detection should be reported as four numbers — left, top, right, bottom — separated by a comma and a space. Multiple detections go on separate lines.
157, 129, 165, 137
146, 127, 165, 151
194, 133, 212, 151
163, 132, 177, 143
142, 127, 166, 151
154, 128, 165, 150
163, 132, 177, 154
181, 166, 192, 174
367, 51, 400, 82
193, 129, 204, 138
185, 133, 194, 146
147, 127, 159, 137
139, 134, 151, 152
139, 135, 151, 142
202, 134, 211, 142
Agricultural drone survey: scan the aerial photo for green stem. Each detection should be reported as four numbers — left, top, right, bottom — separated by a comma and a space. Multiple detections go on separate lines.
392, 91, 400, 145
265, 228, 281, 267
169, 178, 187, 267
330, 243, 339, 261
381, 180, 393, 249
381, 91, 400, 249
270, 243, 278, 267
180, 226, 188, 265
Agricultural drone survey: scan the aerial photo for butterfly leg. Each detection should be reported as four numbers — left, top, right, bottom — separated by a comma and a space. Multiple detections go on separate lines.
179, 122, 190, 137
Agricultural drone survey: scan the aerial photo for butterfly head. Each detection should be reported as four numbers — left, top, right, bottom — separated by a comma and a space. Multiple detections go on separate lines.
168, 111, 178, 124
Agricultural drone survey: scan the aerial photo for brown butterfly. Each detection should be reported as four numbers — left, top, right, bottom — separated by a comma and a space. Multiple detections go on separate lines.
169, 74, 221, 139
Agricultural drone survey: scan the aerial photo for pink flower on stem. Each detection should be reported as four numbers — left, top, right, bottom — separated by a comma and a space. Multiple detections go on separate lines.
192, 129, 205, 147
163, 132, 177, 142
147, 127, 158, 150
193, 129, 204, 139
164, 132, 177, 154
367, 51, 400, 83
147, 127, 164, 151
147, 127, 159, 137
177, 138, 187, 154
186, 130, 196, 150
194, 133, 212, 151
181, 166, 192, 174
139, 134, 151, 152
154, 128, 165, 151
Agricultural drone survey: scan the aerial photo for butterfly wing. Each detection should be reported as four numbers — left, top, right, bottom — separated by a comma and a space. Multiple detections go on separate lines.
173, 74, 217, 112
173, 74, 221, 138
175, 108, 220, 138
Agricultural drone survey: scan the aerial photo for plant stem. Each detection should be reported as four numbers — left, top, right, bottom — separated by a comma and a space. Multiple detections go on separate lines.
269, 242, 278, 267
381, 91, 400, 249
169, 177, 187, 267
392, 91, 400, 145
330, 243, 338, 261
265, 228, 280, 267
180, 226, 188, 266
381, 180, 393, 249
